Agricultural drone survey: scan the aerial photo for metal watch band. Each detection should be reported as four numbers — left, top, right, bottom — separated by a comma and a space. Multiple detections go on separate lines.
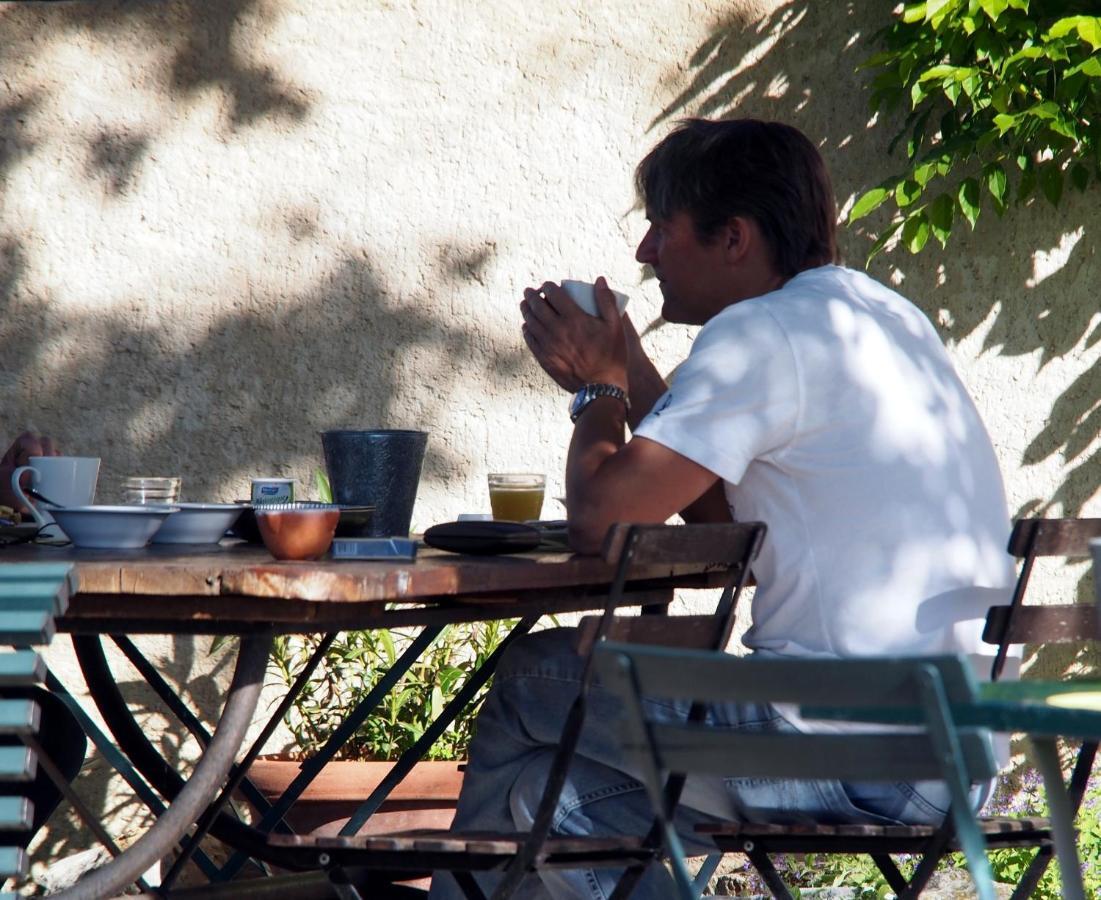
570, 383, 630, 423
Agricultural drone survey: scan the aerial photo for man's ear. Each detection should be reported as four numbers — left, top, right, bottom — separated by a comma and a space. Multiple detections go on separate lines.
723, 216, 753, 264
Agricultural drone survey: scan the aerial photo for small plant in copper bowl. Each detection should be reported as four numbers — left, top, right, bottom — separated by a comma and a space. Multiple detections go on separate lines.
254, 502, 340, 560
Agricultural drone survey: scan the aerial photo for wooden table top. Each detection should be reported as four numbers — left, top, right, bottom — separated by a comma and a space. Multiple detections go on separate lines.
2, 540, 727, 634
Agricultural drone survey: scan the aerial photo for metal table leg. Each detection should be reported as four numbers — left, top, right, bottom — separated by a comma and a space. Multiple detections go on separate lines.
1031, 735, 1086, 900
54, 633, 272, 899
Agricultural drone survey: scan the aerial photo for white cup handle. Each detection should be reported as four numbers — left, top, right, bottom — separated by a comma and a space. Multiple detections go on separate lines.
10, 466, 49, 528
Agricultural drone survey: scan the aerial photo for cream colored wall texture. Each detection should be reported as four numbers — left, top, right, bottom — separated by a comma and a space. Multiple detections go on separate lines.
1, 0, 1098, 882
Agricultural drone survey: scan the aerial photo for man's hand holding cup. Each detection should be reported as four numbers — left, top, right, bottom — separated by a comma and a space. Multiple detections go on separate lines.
520, 277, 629, 393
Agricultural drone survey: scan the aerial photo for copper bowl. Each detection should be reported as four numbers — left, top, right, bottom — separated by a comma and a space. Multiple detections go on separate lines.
254, 503, 340, 561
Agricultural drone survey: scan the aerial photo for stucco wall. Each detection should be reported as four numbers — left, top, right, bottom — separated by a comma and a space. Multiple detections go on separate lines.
1, 0, 1098, 885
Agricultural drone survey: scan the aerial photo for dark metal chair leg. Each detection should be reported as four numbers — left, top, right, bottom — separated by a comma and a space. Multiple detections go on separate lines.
746, 845, 794, 899
871, 853, 909, 895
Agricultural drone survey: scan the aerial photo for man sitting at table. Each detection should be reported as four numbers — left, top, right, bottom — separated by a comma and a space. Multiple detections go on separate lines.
431, 118, 1015, 900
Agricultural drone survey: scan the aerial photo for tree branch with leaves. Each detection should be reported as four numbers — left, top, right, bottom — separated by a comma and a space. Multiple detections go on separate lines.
849, 0, 1101, 261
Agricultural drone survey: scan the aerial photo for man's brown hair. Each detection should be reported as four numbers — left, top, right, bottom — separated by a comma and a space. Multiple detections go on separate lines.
635, 118, 838, 278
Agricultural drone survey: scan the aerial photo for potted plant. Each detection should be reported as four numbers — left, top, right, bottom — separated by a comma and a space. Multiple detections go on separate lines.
251, 617, 516, 836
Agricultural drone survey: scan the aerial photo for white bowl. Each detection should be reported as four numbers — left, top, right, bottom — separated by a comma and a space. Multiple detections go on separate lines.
49, 505, 178, 549
151, 503, 246, 544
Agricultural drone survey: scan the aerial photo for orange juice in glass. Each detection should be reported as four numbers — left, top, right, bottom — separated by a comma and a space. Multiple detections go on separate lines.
488, 473, 545, 522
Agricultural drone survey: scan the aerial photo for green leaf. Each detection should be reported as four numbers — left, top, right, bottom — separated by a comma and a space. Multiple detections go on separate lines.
927, 0, 957, 29
993, 113, 1018, 135
902, 211, 932, 253
313, 468, 332, 503
903, 3, 928, 24
1039, 164, 1063, 205
1025, 101, 1060, 121
1048, 16, 1101, 51
858, 51, 899, 70
1005, 46, 1044, 66
1048, 115, 1078, 141
1069, 56, 1101, 78
864, 219, 903, 265
849, 186, 892, 222
986, 83, 1008, 111
929, 193, 954, 245
914, 161, 938, 186
983, 163, 1008, 211
895, 178, 923, 207
958, 177, 981, 228
917, 64, 966, 82
978, 0, 1008, 21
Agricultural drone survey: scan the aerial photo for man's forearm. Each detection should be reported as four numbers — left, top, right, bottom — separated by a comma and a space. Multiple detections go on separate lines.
565, 396, 629, 553
625, 351, 668, 431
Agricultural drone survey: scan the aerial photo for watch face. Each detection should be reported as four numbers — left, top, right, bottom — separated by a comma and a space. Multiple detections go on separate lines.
570, 387, 589, 420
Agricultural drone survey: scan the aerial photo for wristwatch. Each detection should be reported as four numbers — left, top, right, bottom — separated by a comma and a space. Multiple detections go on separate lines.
569, 383, 630, 423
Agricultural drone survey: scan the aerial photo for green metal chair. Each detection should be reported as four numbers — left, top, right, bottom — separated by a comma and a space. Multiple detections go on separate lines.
593, 646, 1002, 900
0, 562, 77, 894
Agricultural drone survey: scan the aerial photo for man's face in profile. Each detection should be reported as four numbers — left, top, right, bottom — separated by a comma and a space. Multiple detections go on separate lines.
635, 210, 731, 326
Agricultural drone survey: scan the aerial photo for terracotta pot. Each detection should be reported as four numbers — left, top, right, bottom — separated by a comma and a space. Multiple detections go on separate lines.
245, 757, 463, 836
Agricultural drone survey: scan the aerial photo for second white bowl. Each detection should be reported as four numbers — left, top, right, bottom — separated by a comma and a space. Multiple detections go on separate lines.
151, 503, 246, 544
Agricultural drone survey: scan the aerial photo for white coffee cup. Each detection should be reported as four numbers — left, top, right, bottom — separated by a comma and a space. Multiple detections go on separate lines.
560, 280, 629, 317
11, 456, 101, 537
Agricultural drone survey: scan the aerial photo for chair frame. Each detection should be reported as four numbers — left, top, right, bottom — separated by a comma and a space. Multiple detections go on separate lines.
594, 647, 1008, 894
267, 521, 766, 900
595, 647, 1003, 900
662, 519, 1101, 899
978, 516, 1101, 897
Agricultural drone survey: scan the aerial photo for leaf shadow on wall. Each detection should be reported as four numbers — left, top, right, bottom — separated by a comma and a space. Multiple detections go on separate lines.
657, 1, 1099, 684
0, 4, 525, 872
0, 0, 310, 132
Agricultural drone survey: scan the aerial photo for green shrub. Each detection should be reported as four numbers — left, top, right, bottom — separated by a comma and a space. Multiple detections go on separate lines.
267, 620, 517, 761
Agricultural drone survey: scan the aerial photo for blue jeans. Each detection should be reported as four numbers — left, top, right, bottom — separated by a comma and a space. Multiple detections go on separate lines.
429, 628, 990, 900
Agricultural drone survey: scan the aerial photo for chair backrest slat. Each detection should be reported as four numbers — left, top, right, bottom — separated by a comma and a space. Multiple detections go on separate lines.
0, 845, 27, 879
635, 727, 997, 783
0, 746, 36, 783
0, 700, 40, 737
600, 522, 763, 569
596, 643, 981, 708
0, 611, 55, 645
989, 518, 1101, 680
984, 605, 1098, 645
0, 651, 46, 687
1007, 518, 1101, 559
0, 797, 32, 832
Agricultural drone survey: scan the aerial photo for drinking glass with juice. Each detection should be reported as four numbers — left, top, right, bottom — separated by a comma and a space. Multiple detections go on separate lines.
488, 473, 545, 522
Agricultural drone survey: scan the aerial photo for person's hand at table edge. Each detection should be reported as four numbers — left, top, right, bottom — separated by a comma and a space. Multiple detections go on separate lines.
1, 431, 60, 513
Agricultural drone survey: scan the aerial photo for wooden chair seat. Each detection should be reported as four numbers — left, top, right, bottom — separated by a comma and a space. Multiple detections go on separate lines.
269, 828, 655, 869
698, 814, 1051, 851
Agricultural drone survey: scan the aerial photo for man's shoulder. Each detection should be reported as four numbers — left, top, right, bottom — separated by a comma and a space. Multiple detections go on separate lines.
701, 266, 859, 334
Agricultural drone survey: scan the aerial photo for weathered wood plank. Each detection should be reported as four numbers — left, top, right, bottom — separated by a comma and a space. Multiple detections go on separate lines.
3, 542, 724, 602
983, 604, 1097, 645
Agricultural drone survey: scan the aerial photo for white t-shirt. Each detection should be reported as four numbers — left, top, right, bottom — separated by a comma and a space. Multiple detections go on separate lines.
634, 266, 1015, 675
